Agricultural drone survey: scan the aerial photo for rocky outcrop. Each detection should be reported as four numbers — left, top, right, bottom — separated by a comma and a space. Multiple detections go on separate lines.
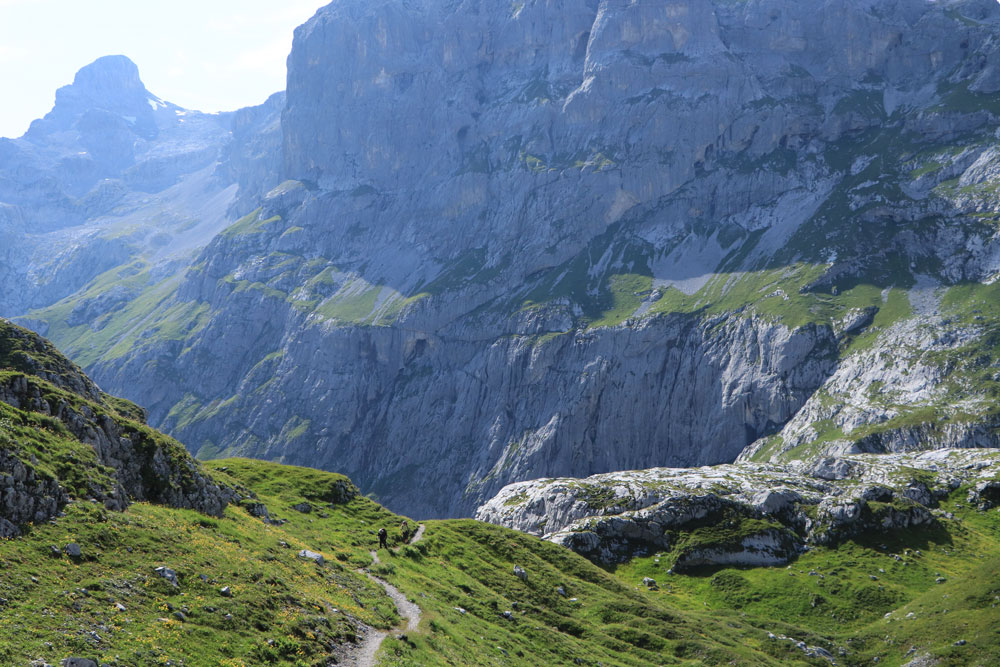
968, 479, 1000, 510
550, 492, 807, 569
0, 449, 68, 533
0, 372, 235, 518
740, 291, 1000, 464
477, 449, 998, 565
671, 529, 801, 571
0, 321, 235, 535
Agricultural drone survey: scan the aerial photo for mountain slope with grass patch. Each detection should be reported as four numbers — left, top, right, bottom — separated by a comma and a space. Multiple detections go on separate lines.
0, 317, 820, 666
11, 0, 1000, 519
480, 448, 1000, 665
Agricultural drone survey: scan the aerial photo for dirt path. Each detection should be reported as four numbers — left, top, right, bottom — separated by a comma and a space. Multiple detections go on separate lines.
344, 524, 425, 667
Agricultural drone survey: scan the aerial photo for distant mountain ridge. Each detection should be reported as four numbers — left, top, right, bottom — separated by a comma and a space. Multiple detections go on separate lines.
0, 55, 283, 319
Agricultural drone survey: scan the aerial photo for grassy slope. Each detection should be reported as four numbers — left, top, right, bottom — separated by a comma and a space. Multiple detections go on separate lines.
371, 520, 804, 666
0, 474, 398, 666
615, 486, 1000, 666
5, 416, 1000, 665
0, 452, 809, 667
3, 319, 1000, 665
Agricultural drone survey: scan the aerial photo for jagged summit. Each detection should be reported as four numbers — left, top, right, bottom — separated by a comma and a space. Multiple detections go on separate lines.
68, 54, 146, 99
0, 52, 236, 242
24, 54, 163, 143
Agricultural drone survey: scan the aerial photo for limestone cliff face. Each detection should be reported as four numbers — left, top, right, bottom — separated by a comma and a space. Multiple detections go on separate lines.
223, 92, 286, 217
19, 0, 1000, 517
106, 308, 835, 517
278, 0, 969, 290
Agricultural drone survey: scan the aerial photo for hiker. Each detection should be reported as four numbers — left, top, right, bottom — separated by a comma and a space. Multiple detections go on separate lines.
378, 527, 388, 549
400, 520, 410, 543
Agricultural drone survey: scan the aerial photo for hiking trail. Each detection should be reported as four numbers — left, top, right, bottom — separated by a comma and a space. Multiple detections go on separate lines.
345, 523, 425, 667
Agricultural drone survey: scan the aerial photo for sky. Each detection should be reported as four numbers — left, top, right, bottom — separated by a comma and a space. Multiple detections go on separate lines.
0, 0, 329, 138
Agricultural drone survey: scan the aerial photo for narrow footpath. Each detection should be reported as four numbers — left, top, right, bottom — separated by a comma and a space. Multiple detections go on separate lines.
346, 524, 425, 667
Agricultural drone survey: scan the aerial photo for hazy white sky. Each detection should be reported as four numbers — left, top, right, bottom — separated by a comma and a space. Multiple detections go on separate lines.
0, 0, 329, 138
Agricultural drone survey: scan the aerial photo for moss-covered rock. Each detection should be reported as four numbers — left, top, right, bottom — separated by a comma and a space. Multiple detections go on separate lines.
0, 320, 236, 534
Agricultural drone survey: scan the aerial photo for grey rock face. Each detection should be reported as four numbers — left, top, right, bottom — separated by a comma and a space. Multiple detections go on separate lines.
18, 0, 1000, 519
222, 92, 285, 217
0, 448, 68, 536
0, 517, 18, 538
477, 449, 999, 564
106, 301, 834, 517
672, 529, 801, 571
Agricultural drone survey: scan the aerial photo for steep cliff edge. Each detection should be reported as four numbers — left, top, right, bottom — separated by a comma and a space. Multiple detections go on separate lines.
20, 0, 1000, 517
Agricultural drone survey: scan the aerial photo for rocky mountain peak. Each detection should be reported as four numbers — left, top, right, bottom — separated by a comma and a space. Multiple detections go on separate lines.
24, 54, 161, 143
69, 54, 146, 100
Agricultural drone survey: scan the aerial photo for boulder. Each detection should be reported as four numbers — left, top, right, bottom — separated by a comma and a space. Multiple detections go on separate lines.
902, 483, 935, 508
154, 566, 179, 588
751, 489, 800, 516
298, 549, 324, 565
809, 458, 854, 481
242, 501, 271, 520
968, 480, 1000, 510
0, 517, 18, 538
